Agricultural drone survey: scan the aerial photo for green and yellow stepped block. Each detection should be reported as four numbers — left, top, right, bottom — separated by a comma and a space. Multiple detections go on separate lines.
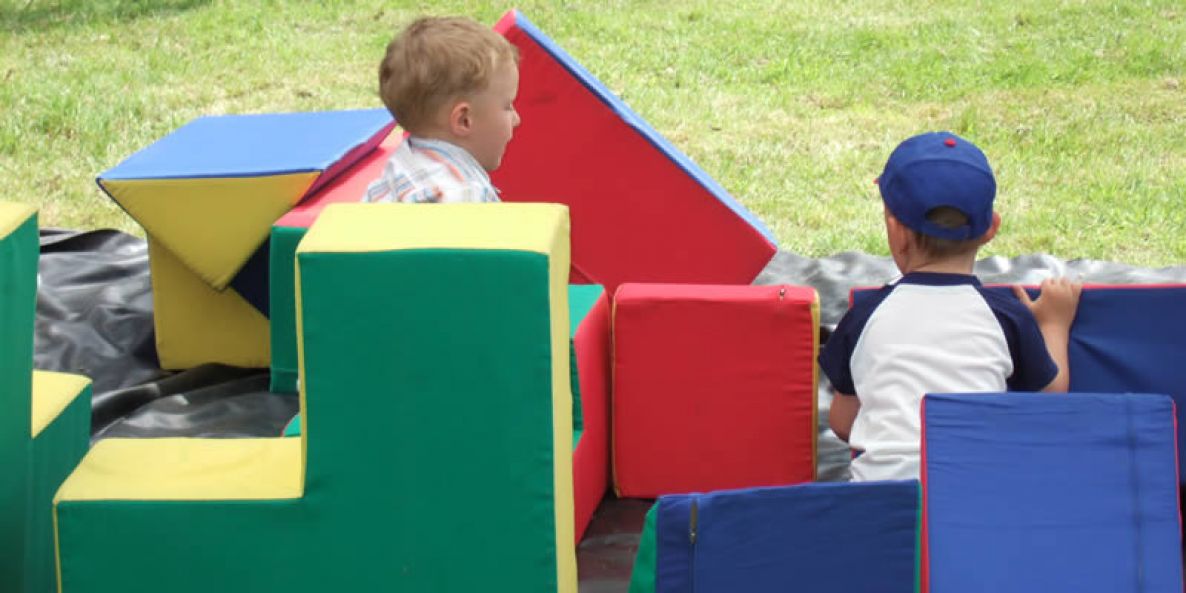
270, 222, 315, 390
281, 282, 604, 440
276, 280, 608, 544
53, 203, 577, 592
0, 202, 92, 593
96, 109, 394, 370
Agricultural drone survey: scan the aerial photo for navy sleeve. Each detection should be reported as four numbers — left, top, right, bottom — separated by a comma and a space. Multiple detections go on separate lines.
981, 288, 1059, 391
819, 310, 858, 394
819, 286, 893, 395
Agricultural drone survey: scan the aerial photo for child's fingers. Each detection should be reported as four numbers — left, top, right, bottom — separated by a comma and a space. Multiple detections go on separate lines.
1042, 277, 1083, 305
1045, 277, 1071, 294
1066, 278, 1083, 301
1012, 284, 1033, 305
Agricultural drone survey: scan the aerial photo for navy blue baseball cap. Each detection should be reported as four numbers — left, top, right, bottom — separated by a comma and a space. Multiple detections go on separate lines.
878, 131, 996, 241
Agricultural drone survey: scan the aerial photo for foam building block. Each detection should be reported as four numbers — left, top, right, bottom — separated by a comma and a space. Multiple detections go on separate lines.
492, 11, 776, 290
628, 481, 919, 593
923, 393, 1181, 593
612, 283, 818, 498
853, 283, 1186, 482
97, 109, 394, 369
277, 282, 611, 544
53, 203, 576, 592
0, 202, 92, 593
1054, 285, 1186, 483
569, 285, 612, 542
146, 236, 273, 369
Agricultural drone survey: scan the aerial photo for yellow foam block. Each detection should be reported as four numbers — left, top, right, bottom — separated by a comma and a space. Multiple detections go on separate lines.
149, 237, 270, 370
541, 207, 576, 589
298, 202, 570, 255
103, 173, 318, 290
55, 437, 302, 503
31, 371, 91, 438
0, 201, 36, 237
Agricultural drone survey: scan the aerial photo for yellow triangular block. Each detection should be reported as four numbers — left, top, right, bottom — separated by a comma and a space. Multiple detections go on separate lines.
30, 371, 91, 437
103, 173, 319, 289
149, 237, 271, 370
0, 201, 36, 237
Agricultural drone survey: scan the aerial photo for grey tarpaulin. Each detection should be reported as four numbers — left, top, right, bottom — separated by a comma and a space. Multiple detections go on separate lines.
32, 229, 1186, 592
35, 230, 296, 442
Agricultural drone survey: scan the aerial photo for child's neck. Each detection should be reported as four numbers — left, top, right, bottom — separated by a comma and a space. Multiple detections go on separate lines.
900, 253, 977, 276
908, 261, 974, 275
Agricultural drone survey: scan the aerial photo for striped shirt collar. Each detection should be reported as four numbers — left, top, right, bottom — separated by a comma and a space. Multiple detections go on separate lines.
407, 136, 494, 191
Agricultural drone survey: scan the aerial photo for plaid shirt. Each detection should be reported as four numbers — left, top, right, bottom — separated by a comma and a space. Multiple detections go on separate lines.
362, 137, 499, 204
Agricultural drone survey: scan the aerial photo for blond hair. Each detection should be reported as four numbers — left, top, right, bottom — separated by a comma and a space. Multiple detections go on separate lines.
378, 17, 519, 135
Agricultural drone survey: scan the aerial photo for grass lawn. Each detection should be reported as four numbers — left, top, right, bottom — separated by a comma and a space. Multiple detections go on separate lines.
1, 0, 1183, 265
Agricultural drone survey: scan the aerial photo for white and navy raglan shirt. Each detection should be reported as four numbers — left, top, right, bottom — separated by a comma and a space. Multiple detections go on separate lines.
818, 272, 1058, 482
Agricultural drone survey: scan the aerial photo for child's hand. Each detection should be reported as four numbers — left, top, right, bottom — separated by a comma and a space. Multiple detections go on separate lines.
1013, 277, 1083, 330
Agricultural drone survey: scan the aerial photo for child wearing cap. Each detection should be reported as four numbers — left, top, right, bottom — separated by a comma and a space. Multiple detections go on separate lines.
362, 16, 520, 204
818, 131, 1081, 482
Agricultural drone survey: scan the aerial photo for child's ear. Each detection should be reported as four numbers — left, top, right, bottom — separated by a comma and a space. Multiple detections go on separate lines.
978, 212, 1002, 245
448, 101, 473, 137
884, 211, 912, 257
884, 209, 904, 239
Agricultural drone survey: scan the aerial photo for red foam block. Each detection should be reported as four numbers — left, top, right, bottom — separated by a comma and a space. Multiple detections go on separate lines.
493, 11, 777, 292
612, 283, 818, 498
277, 132, 401, 229
572, 292, 612, 542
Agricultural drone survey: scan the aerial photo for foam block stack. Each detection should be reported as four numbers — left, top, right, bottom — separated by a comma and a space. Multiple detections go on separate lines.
97, 109, 393, 369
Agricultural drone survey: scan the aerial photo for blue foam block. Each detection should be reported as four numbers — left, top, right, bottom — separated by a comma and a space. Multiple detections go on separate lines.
923, 392, 1181, 593
653, 481, 918, 593
1061, 286, 1186, 481
100, 109, 393, 181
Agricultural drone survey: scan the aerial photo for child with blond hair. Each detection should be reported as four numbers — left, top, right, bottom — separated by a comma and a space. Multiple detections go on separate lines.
363, 16, 520, 204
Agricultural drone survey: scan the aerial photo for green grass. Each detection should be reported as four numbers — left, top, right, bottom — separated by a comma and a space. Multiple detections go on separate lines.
1, 0, 1183, 265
